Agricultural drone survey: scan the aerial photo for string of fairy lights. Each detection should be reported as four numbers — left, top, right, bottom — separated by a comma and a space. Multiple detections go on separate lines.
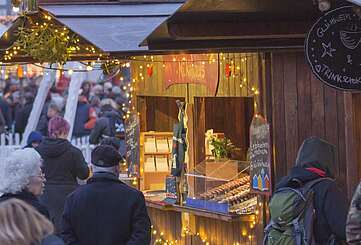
3, 5, 262, 244
0, 53, 261, 119
3, 12, 108, 64
150, 212, 259, 245
0, 55, 263, 243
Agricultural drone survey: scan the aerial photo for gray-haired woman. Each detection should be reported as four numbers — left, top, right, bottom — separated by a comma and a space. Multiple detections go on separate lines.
0, 148, 48, 218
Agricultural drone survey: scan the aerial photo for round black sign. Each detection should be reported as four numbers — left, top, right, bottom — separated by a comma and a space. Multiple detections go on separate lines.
306, 6, 361, 91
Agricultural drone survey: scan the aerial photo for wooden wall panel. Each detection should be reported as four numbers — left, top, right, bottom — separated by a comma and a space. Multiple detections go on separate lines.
271, 53, 286, 182
351, 94, 361, 195
147, 206, 256, 245
193, 97, 206, 165
147, 207, 183, 244
296, 53, 312, 148
193, 97, 254, 164
337, 92, 347, 191
310, 73, 325, 138
203, 97, 253, 151
270, 51, 350, 193
137, 96, 184, 132
283, 53, 299, 171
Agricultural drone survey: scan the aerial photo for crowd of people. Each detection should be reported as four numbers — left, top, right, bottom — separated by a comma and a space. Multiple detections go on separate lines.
0, 73, 152, 245
0, 116, 150, 245
0, 75, 127, 156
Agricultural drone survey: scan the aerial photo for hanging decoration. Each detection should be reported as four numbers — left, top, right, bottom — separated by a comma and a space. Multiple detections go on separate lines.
16, 65, 23, 78
4, 14, 79, 64
225, 63, 232, 78
163, 54, 219, 94
2, 9, 107, 65
101, 60, 121, 75
146, 65, 153, 77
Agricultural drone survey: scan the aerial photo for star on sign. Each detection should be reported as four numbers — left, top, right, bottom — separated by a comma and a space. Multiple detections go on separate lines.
321, 42, 336, 58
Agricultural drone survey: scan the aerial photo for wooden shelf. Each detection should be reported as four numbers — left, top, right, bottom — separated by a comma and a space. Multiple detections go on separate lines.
144, 171, 170, 174
144, 152, 171, 156
140, 131, 173, 191
145, 200, 254, 222
142, 132, 173, 137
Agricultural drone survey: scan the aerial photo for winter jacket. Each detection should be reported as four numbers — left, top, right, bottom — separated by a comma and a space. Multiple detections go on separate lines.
36, 138, 89, 233
0, 108, 6, 134
41, 235, 65, 245
15, 102, 33, 134
276, 137, 348, 244
0, 190, 50, 219
61, 172, 151, 245
73, 102, 96, 138
89, 110, 124, 145
0, 98, 12, 128
346, 182, 361, 244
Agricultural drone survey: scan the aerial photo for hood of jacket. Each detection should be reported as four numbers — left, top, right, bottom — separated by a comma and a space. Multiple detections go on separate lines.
277, 137, 336, 189
295, 136, 336, 178
36, 137, 71, 158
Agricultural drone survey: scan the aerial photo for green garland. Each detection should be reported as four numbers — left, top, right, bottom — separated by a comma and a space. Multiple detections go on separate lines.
5, 15, 80, 64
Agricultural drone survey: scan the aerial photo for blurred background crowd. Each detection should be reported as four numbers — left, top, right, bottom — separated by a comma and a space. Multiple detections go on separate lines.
0, 67, 128, 156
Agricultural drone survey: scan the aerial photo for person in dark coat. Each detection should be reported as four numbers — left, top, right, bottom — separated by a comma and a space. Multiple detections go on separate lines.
276, 137, 348, 244
61, 145, 151, 245
15, 92, 34, 134
81, 81, 92, 101
73, 95, 97, 138
0, 107, 6, 134
89, 102, 124, 149
37, 102, 61, 137
0, 97, 12, 129
0, 148, 49, 218
37, 116, 89, 233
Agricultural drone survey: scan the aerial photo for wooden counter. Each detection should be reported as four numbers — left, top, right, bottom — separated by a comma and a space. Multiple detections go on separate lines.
146, 201, 259, 245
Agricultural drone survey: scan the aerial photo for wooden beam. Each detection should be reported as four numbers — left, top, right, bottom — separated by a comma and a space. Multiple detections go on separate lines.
168, 21, 312, 39
147, 38, 305, 51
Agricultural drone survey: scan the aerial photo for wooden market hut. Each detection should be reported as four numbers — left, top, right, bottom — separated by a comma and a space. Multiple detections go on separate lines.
1, 0, 361, 244
130, 0, 361, 244
139, 0, 361, 198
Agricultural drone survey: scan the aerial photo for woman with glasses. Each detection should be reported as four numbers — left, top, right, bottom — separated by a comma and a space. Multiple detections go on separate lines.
0, 148, 49, 218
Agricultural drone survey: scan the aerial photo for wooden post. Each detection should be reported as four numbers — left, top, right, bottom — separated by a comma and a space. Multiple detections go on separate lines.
186, 103, 195, 197
64, 67, 86, 140
21, 68, 56, 146
344, 92, 359, 199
